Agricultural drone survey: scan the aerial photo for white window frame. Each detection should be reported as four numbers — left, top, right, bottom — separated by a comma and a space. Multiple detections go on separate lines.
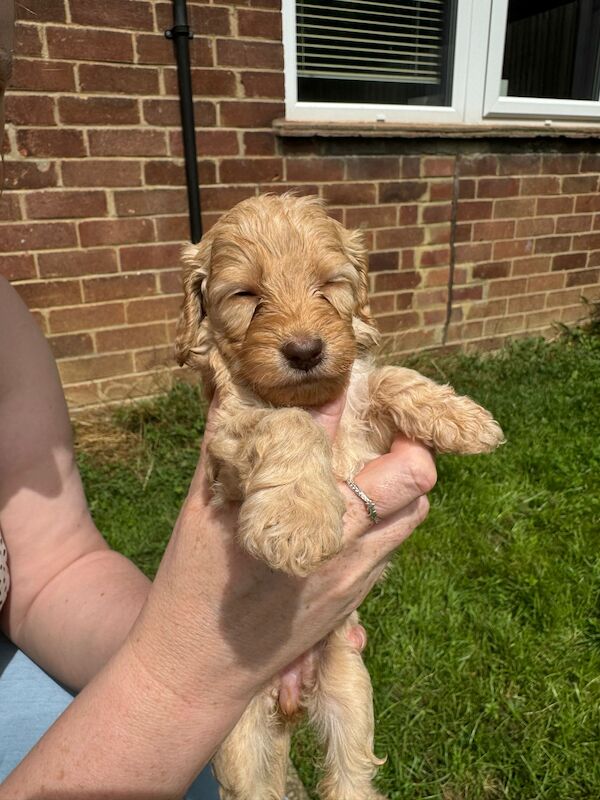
483, 0, 600, 120
282, 0, 600, 125
283, 0, 475, 124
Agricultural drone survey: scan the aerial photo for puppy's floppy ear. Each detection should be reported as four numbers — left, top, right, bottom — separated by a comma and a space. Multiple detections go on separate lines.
340, 227, 370, 321
175, 237, 212, 367
338, 225, 380, 349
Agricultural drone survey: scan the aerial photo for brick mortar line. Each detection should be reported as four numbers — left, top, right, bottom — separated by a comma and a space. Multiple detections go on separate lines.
1, 211, 594, 223
4, 191, 598, 206
39, 20, 49, 60
42, 304, 585, 339
12, 53, 282, 66
1, 246, 185, 255
62, 368, 177, 385
58, 338, 177, 358
51, 323, 180, 336
73, 354, 246, 387
15, 23, 278, 38
9, 274, 178, 283
32, 252, 41, 281
44, 297, 179, 309
2, 188, 118, 194
66, 392, 176, 414
392, 324, 557, 351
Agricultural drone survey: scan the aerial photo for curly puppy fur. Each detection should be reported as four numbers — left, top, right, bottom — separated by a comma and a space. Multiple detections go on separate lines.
176, 194, 504, 800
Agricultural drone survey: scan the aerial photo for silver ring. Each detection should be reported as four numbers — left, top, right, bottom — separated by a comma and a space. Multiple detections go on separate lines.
345, 479, 380, 524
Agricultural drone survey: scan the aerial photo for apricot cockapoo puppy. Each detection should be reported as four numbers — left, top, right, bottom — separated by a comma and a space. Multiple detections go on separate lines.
176, 193, 504, 800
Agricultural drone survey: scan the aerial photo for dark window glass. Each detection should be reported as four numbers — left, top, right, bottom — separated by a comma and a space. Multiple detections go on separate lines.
297, 0, 457, 106
501, 0, 600, 100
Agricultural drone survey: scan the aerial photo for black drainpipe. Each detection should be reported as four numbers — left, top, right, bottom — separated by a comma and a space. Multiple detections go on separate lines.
165, 0, 202, 244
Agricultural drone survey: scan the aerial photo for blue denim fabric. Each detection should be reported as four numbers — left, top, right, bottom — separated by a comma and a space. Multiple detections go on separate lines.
0, 635, 220, 799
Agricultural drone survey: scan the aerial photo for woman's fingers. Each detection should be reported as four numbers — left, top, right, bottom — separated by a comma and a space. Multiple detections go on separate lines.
368, 494, 430, 556
341, 437, 436, 539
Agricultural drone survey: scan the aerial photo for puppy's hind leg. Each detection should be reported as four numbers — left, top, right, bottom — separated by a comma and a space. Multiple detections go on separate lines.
307, 616, 387, 800
213, 693, 291, 800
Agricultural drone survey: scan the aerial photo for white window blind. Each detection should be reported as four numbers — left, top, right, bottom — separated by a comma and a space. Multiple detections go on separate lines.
296, 0, 448, 85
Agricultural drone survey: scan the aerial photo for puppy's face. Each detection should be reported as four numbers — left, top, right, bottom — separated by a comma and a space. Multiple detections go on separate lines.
177, 195, 378, 407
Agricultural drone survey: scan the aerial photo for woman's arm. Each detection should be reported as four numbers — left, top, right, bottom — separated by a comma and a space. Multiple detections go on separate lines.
0, 277, 151, 689
1, 426, 433, 798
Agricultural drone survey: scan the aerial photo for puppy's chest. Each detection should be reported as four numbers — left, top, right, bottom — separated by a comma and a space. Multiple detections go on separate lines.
331, 365, 382, 480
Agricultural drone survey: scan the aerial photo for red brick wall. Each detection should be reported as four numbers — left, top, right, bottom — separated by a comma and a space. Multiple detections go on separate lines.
1, 0, 599, 408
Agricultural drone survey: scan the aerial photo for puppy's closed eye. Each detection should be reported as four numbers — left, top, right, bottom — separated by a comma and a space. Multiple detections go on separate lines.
319, 274, 355, 315
323, 273, 351, 286
215, 285, 259, 304
228, 290, 261, 316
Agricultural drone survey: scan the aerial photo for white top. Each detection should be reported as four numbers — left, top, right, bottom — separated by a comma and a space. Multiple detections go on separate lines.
0, 531, 8, 610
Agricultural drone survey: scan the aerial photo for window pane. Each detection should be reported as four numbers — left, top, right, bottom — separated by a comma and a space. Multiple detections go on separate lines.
501, 0, 600, 101
296, 0, 457, 106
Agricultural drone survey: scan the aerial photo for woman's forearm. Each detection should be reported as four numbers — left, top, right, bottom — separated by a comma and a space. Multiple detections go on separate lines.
0, 629, 251, 799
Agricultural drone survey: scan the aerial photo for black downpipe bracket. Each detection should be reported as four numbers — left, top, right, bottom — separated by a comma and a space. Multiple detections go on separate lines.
165, 0, 202, 244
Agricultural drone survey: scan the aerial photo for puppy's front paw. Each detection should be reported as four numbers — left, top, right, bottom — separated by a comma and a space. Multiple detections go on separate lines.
432, 396, 505, 455
238, 480, 345, 576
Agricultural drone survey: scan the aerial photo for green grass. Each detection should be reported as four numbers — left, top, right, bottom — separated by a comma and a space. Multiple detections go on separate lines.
77, 381, 207, 576
78, 330, 600, 800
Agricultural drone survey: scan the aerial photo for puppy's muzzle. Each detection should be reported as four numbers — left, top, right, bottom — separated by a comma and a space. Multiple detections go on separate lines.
280, 336, 324, 372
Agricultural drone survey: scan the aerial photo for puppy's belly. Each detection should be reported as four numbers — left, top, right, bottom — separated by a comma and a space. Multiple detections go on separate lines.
273, 613, 362, 718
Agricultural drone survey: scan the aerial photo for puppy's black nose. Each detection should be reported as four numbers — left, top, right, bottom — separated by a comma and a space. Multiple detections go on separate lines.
281, 336, 324, 371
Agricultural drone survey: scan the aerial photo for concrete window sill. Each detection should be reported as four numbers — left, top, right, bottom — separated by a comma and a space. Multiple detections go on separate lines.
273, 119, 600, 140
